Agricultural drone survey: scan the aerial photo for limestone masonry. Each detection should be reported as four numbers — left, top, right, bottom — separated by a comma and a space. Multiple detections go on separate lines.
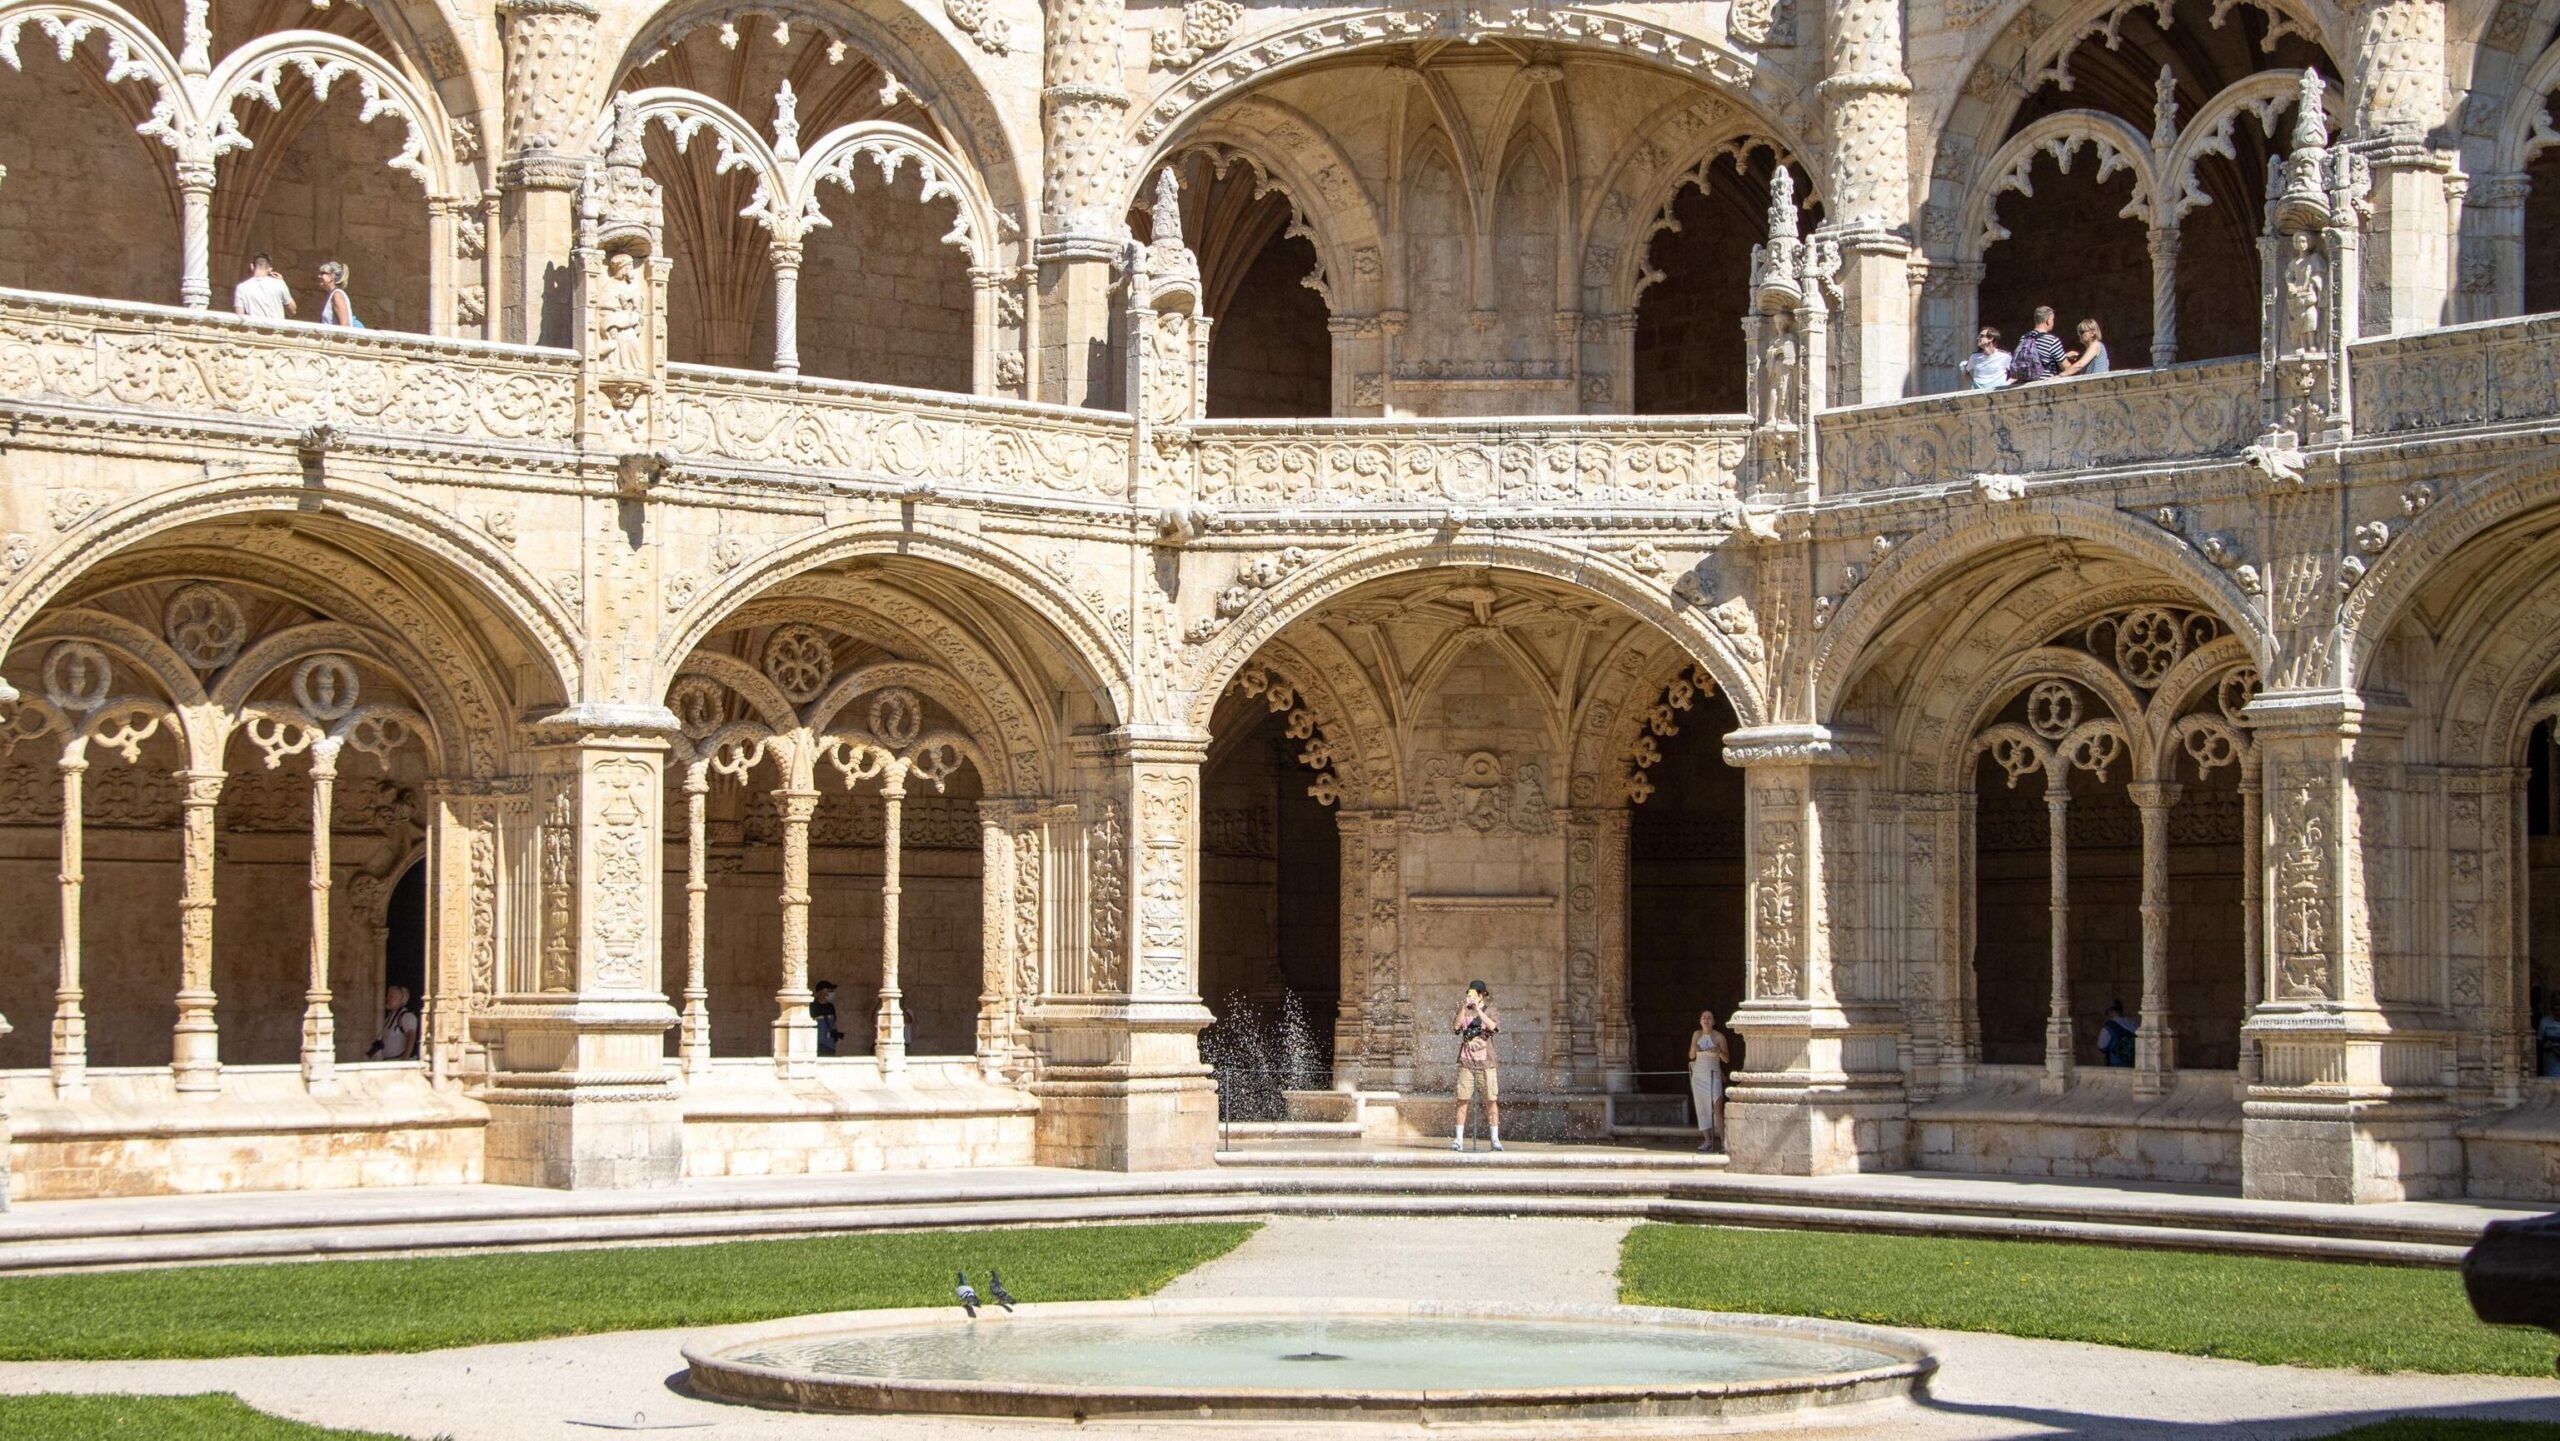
0, 0, 2556, 1208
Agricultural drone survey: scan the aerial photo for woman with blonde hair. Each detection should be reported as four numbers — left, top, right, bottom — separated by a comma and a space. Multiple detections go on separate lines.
2060, 317, 2109, 376
315, 260, 363, 328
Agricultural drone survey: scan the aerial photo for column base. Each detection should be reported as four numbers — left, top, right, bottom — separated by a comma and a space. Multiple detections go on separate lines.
474, 998, 682, 1190
2241, 1097, 2462, 1203
1026, 1001, 1216, 1171
1725, 1008, 1910, 1175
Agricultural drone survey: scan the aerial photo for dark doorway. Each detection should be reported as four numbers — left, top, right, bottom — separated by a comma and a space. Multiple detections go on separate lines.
1626, 673, 1747, 1091
383, 860, 428, 1006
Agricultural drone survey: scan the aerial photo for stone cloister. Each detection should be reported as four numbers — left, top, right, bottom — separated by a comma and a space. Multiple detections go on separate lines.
1, 0, 2559, 1212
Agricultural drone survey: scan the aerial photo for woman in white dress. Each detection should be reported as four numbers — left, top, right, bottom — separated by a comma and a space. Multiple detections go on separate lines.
1688, 1009, 1731, 1153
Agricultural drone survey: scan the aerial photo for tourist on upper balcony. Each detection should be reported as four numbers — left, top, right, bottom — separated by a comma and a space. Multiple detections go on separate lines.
2010, 307, 2067, 382
1962, 327, 2014, 390
232, 254, 296, 321
315, 260, 363, 329
2537, 992, 2560, 1077
2060, 318, 2111, 378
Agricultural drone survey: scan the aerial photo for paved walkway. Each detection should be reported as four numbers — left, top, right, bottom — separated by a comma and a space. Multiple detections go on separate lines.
0, 1216, 2555, 1439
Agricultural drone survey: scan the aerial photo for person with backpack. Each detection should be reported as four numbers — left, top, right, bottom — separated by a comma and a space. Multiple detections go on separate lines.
2011, 306, 2067, 382
316, 260, 363, 329
2097, 1000, 2138, 1068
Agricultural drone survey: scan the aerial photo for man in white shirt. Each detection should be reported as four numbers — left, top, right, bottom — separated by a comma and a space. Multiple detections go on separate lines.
1960, 326, 2012, 390
232, 253, 296, 320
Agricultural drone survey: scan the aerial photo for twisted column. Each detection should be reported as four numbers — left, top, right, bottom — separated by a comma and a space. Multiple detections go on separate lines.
773, 786, 819, 1078
172, 769, 225, 1094
2129, 780, 2181, 1097
177, 161, 214, 310
770, 239, 804, 375
1816, 0, 1915, 402
875, 770, 908, 1077
51, 753, 87, 1099
301, 745, 341, 1093
2147, 225, 2181, 368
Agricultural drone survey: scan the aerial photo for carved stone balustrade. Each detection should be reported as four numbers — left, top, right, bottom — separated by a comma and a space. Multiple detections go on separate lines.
0, 290, 579, 455
1190, 417, 1751, 514
662, 364, 1135, 503
2350, 313, 2560, 436
1817, 360, 2259, 495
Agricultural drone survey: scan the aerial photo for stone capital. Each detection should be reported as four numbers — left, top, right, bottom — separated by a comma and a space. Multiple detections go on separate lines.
1723, 723, 1882, 769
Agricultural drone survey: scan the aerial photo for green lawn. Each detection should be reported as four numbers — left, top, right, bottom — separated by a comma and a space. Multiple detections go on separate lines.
0, 1222, 1256, 1361
1620, 1224, 2557, 1376
0, 1393, 405, 1441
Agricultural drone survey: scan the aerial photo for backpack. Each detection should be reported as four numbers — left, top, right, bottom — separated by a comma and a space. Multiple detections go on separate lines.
2099, 1018, 2136, 1066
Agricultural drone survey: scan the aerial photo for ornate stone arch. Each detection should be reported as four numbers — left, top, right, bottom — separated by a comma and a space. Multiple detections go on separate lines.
2494, 35, 2560, 172
1924, 0, 2341, 193
656, 519, 1133, 742
1128, 9, 1802, 155
1138, 93, 1385, 313
1212, 628, 1401, 810
1611, 132, 1806, 313
2340, 456, 2560, 690
0, 472, 582, 720
210, 28, 465, 198
607, 0, 1033, 230
1812, 497, 2268, 722
1955, 644, 2159, 783
1184, 532, 1770, 733
1956, 110, 2159, 264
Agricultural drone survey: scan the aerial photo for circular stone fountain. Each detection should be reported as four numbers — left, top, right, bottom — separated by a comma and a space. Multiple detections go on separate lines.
683, 1299, 1935, 1424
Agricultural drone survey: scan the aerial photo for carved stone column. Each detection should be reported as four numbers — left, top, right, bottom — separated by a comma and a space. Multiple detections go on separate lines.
769, 238, 804, 375
678, 760, 712, 1080
2041, 767, 2074, 1093
496, 0, 603, 346
2130, 779, 2181, 1097
0, 1007, 10, 1209
301, 741, 342, 1094
772, 785, 819, 1078
2237, 750, 2263, 1089
51, 751, 87, 1100
2458, 172, 2529, 322
1034, 0, 1132, 407
1815, 0, 1915, 402
1333, 809, 1409, 1090
172, 768, 225, 1095
2146, 225, 2181, 368
1721, 725, 1907, 1174
975, 800, 1021, 1081
875, 769, 909, 1076
2239, 689, 2457, 1201
1026, 727, 1217, 1169
176, 160, 215, 310
473, 711, 683, 1189
2347, 0, 2453, 333
1596, 808, 1634, 1090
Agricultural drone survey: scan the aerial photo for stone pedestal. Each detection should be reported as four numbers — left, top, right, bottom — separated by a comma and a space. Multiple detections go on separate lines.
473, 711, 683, 1189
1029, 1000, 1218, 1170
1722, 726, 1909, 1175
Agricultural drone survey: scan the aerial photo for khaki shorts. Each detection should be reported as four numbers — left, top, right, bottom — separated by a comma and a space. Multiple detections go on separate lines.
1456, 1064, 1498, 1101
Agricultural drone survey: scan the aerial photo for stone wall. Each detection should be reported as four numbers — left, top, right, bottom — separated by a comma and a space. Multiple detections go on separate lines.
0, 60, 173, 306
798, 169, 974, 392
1205, 233, 1331, 418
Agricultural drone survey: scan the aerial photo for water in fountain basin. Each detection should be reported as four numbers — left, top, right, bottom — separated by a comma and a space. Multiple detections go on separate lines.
732, 1316, 1900, 1391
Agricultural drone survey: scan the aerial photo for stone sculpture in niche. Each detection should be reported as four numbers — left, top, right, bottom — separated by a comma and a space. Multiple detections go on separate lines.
2283, 230, 2324, 353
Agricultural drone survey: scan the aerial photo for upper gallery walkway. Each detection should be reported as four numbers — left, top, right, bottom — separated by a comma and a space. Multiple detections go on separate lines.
0, 1151, 2535, 1274
3, 285, 2553, 518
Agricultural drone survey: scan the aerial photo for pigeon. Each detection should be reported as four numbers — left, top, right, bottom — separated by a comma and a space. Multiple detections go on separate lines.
955, 1269, 979, 1318
987, 1268, 1017, 1312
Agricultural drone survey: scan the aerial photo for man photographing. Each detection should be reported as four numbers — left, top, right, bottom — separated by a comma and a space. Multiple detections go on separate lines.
1452, 980, 1502, 1152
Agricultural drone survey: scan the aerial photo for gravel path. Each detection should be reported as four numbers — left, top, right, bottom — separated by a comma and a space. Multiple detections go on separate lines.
0, 1216, 2552, 1439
